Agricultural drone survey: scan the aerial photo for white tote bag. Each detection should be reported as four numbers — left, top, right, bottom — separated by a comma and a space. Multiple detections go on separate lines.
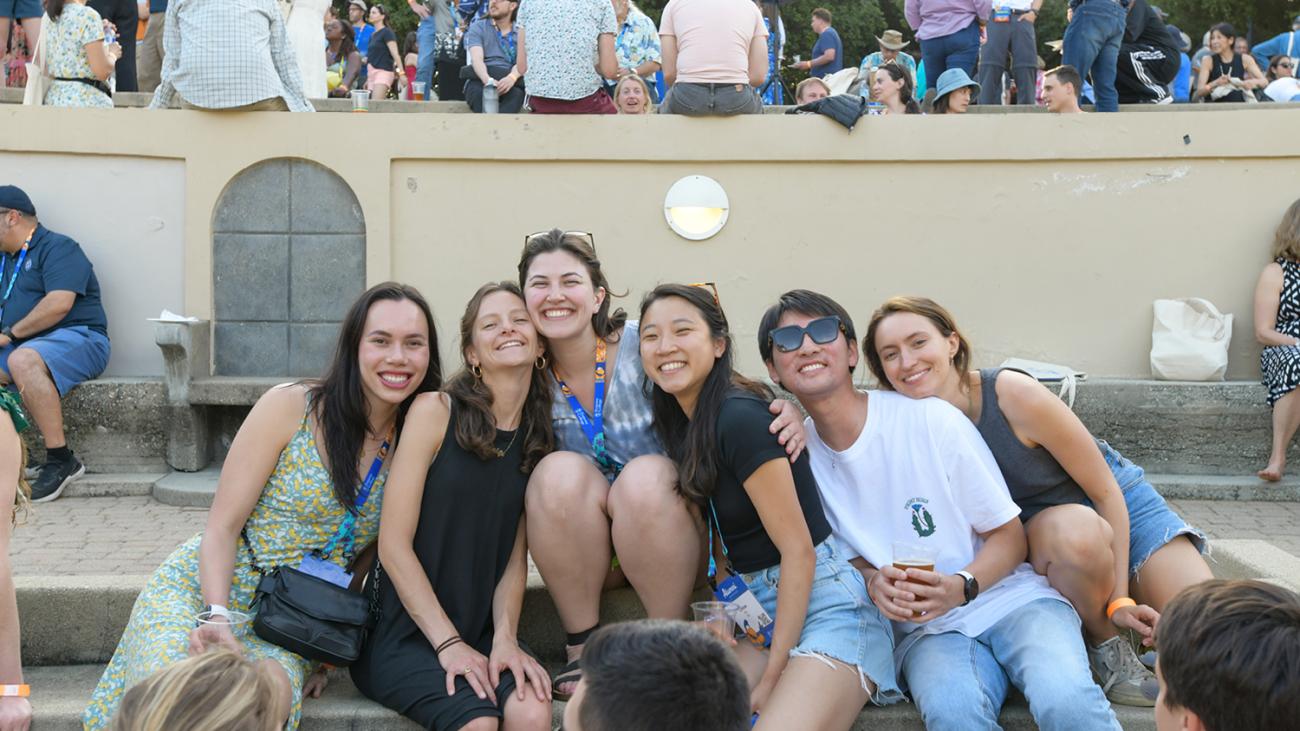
22, 14, 51, 106
1150, 298, 1232, 381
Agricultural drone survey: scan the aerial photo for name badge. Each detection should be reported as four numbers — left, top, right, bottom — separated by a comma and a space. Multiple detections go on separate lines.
714, 574, 774, 648
993, 7, 1011, 21
299, 553, 352, 588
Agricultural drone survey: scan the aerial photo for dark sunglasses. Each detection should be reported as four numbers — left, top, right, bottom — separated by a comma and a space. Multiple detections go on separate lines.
768, 316, 846, 353
1279, 62, 1294, 69
524, 230, 596, 252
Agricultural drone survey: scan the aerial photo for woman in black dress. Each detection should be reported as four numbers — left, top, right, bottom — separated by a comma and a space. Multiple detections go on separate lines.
351, 282, 554, 730
1195, 22, 1265, 102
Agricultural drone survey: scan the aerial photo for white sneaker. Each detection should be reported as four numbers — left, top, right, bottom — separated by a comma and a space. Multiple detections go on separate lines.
1088, 636, 1156, 707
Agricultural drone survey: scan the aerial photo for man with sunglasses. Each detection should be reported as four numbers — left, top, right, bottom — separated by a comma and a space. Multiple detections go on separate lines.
757, 289, 1118, 730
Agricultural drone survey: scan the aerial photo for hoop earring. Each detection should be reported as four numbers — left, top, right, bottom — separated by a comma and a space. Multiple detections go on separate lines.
471, 364, 483, 379
535, 354, 548, 370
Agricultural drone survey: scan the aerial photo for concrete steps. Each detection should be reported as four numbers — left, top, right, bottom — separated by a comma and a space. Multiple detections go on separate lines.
20, 663, 1159, 731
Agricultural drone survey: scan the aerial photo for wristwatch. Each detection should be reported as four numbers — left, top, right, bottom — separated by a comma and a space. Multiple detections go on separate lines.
0, 327, 12, 341
955, 571, 980, 606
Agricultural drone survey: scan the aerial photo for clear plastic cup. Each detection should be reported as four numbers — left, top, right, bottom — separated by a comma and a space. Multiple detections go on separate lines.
891, 542, 937, 617
412, 81, 426, 101
195, 609, 253, 638
691, 601, 737, 643
350, 88, 371, 112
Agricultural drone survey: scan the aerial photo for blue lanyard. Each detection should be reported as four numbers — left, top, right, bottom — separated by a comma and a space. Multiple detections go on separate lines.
0, 245, 29, 326
320, 431, 391, 560
554, 339, 621, 476
705, 499, 732, 585
496, 24, 516, 65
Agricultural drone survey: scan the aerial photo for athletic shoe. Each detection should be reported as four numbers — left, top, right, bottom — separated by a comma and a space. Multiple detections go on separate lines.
1089, 635, 1156, 707
30, 457, 85, 503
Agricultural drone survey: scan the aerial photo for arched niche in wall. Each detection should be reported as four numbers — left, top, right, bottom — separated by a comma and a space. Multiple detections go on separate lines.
210, 158, 365, 376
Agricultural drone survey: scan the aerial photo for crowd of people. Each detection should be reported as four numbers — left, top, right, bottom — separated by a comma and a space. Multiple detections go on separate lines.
5, 0, 1298, 113
2, 182, 1300, 729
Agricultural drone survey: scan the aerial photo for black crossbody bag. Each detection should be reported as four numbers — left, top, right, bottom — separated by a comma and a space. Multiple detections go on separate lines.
243, 434, 390, 667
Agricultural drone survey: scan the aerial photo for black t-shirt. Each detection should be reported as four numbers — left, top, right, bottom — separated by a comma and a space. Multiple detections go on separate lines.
709, 390, 832, 574
367, 27, 397, 71
1125, 0, 1175, 52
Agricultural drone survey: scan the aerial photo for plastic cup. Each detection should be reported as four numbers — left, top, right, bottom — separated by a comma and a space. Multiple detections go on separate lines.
195, 609, 253, 638
350, 89, 371, 112
412, 81, 426, 101
691, 601, 737, 643
891, 542, 937, 617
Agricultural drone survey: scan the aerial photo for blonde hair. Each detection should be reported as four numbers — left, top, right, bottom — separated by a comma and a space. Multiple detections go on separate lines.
795, 77, 832, 103
12, 440, 30, 526
111, 649, 284, 731
613, 74, 653, 114
1273, 198, 1300, 262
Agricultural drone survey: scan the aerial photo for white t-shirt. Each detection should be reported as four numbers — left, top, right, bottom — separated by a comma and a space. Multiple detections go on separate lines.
805, 390, 1068, 667
1265, 77, 1300, 102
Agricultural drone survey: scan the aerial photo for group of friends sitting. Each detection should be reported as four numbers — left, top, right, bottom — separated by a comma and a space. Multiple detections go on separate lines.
3, 230, 1298, 731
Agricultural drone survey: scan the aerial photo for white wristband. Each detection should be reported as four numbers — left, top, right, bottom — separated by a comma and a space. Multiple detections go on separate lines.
206, 604, 232, 619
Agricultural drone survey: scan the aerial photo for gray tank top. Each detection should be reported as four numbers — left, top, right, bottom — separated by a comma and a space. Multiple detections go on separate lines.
976, 368, 1087, 523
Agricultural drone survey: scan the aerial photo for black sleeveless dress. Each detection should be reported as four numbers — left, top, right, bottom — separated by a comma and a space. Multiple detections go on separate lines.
1261, 258, 1300, 407
351, 405, 529, 730
1207, 52, 1246, 102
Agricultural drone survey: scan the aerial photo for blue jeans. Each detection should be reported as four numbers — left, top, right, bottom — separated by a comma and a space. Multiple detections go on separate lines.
920, 20, 980, 90
415, 15, 440, 94
1062, 0, 1126, 112
902, 598, 1120, 731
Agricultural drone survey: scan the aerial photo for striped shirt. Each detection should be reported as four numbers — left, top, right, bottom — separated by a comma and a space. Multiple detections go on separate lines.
151, 0, 312, 112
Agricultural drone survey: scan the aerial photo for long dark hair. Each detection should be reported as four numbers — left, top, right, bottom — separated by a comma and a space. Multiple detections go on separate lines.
517, 229, 628, 341
330, 19, 358, 60
879, 63, 921, 114
308, 282, 442, 513
444, 282, 554, 472
640, 284, 770, 503
46, 0, 68, 20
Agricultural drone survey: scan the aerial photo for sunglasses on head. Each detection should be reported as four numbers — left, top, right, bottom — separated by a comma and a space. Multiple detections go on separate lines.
524, 230, 596, 252
689, 281, 720, 306
768, 316, 845, 353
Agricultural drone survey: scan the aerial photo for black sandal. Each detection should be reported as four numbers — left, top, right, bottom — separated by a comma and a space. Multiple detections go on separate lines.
552, 624, 598, 702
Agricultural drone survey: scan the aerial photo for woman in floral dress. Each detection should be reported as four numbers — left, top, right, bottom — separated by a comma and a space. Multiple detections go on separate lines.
83, 283, 442, 729
41, 0, 120, 108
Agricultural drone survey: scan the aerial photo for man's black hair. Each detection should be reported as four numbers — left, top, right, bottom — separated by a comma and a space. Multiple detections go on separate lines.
578, 621, 750, 731
757, 289, 858, 372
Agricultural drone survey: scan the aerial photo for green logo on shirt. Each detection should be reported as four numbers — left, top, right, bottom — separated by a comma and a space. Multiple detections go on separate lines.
906, 497, 936, 538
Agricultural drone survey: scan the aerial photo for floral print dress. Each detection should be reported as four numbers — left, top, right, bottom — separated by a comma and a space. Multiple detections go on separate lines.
43, 3, 112, 109
83, 405, 387, 730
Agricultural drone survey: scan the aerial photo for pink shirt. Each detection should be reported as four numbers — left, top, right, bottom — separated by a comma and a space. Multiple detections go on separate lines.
660, 0, 767, 84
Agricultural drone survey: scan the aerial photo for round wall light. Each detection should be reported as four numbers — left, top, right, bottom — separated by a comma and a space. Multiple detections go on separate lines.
664, 175, 729, 241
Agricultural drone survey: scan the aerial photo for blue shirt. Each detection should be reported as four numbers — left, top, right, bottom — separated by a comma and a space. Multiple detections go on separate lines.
354, 23, 374, 59
1173, 52, 1191, 102
811, 26, 843, 77
1251, 30, 1299, 70
0, 225, 108, 339
150, 0, 168, 12
465, 17, 516, 69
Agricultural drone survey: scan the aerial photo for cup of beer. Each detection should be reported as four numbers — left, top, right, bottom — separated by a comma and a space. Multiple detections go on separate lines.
350, 88, 371, 112
412, 81, 426, 101
892, 542, 937, 617
691, 601, 737, 643
195, 608, 253, 638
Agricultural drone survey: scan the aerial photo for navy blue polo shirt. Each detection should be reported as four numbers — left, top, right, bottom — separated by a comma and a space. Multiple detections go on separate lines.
811, 26, 843, 78
0, 225, 108, 339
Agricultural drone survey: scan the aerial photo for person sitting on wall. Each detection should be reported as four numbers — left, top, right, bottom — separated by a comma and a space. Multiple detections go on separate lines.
1254, 198, 1300, 481
1043, 65, 1084, 113
149, 0, 313, 111
658, 0, 768, 116
0, 185, 110, 504
515, 0, 618, 114
793, 76, 830, 104
0, 389, 32, 731
464, 0, 524, 113
1115, 0, 1179, 104
562, 621, 751, 731
1147, 580, 1300, 731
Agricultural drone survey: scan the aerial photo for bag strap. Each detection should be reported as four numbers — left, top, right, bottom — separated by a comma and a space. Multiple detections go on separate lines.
30, 14, 50, 70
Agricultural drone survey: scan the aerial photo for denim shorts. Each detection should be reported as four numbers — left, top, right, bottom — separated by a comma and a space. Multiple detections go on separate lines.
0, 326, 110, 396
740, 539, 904, 706
0, 0, 42, 19
1091, 441, 1209, 576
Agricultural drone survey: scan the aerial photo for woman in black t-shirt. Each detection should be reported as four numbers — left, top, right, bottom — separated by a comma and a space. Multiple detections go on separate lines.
365, 4, 402, 100
638, 284, 902, 730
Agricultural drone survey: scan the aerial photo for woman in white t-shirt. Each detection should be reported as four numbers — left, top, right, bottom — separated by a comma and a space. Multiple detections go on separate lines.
757, 288, 1119, 731
861, 296, 1212, 708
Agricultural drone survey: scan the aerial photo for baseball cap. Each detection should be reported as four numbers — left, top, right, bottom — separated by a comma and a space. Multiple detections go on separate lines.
0, 185, 36, 216
349, 0, 367, 10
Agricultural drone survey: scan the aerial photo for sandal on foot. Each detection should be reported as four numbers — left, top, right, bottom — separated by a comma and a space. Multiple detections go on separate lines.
552, 659, 582, 702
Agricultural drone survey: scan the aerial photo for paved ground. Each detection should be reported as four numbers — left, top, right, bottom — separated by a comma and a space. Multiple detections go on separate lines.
8, 496, 1300, 576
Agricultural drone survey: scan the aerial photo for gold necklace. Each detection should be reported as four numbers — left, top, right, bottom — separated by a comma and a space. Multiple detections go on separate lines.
491, 426, 520, 458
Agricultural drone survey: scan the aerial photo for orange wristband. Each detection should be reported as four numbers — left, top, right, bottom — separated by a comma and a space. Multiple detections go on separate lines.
1106, 598, 1136, 619
0, 684, 29, 697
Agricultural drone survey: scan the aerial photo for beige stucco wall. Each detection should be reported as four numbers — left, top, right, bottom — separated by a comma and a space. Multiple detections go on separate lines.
2, 104, 1297, 379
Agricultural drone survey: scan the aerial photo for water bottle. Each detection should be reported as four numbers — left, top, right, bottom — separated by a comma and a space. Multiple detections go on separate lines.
482, 79, 499, 114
